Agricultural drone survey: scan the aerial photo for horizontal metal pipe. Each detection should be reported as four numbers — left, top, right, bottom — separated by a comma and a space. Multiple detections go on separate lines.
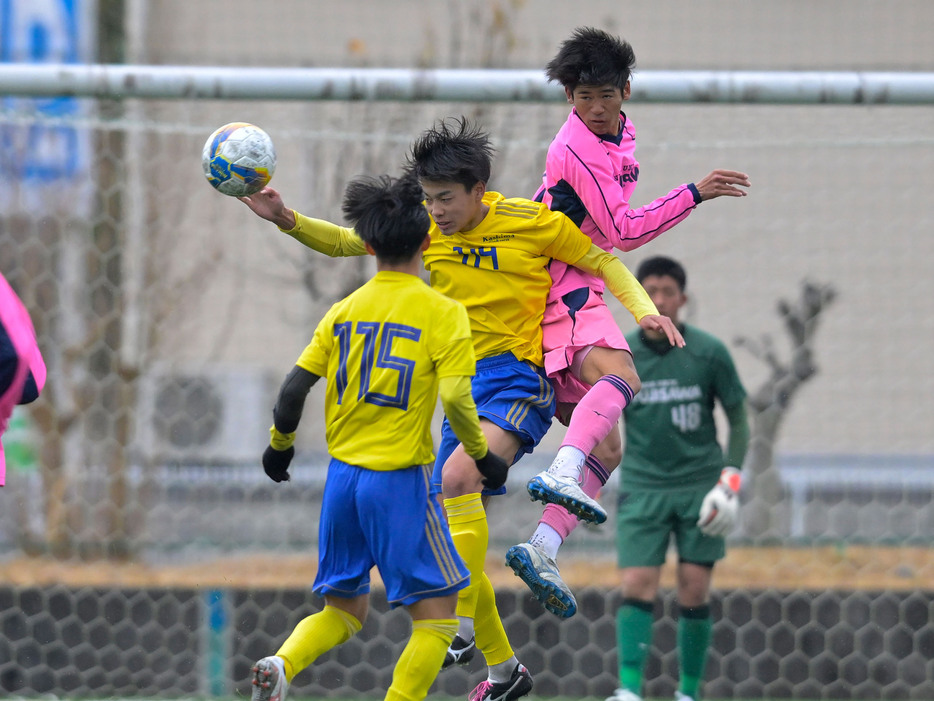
0, 64, 932, 104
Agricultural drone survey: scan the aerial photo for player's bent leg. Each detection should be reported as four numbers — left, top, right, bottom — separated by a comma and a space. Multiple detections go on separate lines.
386, 607, 457, 701
441, 490, 487, 670
529, 348, 632, 524
473, 572, 514, 666
260, 600, 363, 699
441, 421, 522, 668
444, 493, 488, 613
471, 575, 533, 701
504, 542, 577, 618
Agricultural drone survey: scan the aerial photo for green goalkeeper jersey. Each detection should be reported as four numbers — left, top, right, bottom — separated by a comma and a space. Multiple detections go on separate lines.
622, 324, 746, 490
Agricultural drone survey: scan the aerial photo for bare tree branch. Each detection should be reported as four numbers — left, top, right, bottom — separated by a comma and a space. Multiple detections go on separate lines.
736, 280, 836, 539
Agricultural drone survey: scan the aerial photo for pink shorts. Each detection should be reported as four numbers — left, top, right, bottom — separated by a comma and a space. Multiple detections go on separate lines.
542, 287, 631, 408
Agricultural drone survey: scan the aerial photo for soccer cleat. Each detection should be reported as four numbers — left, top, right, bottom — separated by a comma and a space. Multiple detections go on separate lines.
527, 471, 607, 524
674, 692, 695, 701
251, 656, 289, 701
442, 634, 476, 669
505, 542, 577, 618
605, 689, 643, 701
468, 663, 534, 701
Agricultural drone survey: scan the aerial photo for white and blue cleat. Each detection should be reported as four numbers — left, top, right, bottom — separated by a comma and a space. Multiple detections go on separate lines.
505, 542, 577, 618
526, 472, 607, 525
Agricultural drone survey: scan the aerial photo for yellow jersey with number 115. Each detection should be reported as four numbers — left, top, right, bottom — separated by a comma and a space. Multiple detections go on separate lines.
296, 271, 474, 471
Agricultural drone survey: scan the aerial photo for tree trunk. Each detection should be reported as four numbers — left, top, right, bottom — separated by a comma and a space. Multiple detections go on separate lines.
738, 281, 836, 540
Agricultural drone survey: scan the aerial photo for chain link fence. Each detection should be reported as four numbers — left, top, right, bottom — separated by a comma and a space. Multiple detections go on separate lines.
0, 91, 931, 699
1, 1, 934, 696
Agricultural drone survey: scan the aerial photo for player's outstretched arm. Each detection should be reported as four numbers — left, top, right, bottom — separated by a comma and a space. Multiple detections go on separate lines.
693, 169, 751, 201
240, 187, 368, 257
565, 156, 698, 253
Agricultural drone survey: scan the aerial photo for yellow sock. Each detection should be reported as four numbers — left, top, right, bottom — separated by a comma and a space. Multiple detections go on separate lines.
275, 605, 362, 682
443, 493, 488, 621
385, 618, 457, 701
474, 572, 514, 666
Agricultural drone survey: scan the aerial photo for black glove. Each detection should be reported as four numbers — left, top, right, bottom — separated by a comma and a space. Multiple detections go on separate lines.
262, 445, 294, 483
474, 450, 509, 491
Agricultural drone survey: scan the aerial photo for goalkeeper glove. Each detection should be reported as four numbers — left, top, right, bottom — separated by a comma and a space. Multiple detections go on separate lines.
474, 450, 509, 490
697, 466, 742, 537
262, 445, 294, 483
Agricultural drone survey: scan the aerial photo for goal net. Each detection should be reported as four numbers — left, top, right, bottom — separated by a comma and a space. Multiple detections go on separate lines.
0, 88, 932, 698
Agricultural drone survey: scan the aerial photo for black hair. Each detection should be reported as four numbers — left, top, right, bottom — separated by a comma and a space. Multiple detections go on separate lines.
406, 117, 493, 190
341, 173, 430, 264
636, 256, 687, 291
545, 27, 636, 93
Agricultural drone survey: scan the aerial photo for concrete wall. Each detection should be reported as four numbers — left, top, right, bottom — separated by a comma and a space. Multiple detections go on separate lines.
125, 1, 934, 457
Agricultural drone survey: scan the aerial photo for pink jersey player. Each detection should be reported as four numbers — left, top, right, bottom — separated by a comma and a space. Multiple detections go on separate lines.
508, 27, 750, 619
537, 108, 700, 407
0, 272, 46, 486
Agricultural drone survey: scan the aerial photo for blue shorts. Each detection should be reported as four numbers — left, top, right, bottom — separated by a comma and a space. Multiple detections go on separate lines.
314, 459, 469, 608
432, 352, 556, 496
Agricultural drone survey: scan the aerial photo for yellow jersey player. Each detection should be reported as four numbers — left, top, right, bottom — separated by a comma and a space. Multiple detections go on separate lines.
249, 173, 508, 701
240, 118, 684, 701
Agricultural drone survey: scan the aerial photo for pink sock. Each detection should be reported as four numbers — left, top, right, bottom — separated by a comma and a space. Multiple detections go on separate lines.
539, 456, 611, 540
561, 375, 634, 455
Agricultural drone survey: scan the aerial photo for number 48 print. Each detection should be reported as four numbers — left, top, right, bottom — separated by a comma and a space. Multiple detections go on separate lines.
671, 402, 701, 432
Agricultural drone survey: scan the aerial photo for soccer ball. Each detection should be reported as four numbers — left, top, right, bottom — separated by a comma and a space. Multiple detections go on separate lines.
202, 122, 277, 197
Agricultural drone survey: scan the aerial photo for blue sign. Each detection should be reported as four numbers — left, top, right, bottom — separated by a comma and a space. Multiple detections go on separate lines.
0, 0, 90, 181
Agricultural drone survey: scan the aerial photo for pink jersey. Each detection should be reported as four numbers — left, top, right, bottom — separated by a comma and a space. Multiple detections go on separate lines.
0, 273, 46, 485
535, 109, 700, 302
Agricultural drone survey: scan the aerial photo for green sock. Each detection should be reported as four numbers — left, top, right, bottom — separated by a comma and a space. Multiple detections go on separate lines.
616, 598, 654, 694
678, 604, 712, 699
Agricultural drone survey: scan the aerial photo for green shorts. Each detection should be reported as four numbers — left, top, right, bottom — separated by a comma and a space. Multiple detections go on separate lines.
615, 487, 726, 568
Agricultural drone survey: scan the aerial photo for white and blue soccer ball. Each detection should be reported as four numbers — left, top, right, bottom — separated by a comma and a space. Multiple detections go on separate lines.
202, 122, 277, 197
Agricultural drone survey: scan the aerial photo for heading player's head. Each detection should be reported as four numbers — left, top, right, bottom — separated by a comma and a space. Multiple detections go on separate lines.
636, 256, 688, 322
341, 173, 430, 264
546, 27, 636, 93
546, 27, 635, 136
407, 117, 494, 235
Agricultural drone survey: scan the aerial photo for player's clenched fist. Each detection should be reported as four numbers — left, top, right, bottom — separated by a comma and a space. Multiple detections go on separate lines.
474, 451, 509, 490
262, 445, 294, 483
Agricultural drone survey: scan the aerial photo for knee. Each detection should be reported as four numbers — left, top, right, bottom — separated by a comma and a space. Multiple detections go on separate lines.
621, 569, 658, 601
607, 364, 640, 396
622, 369, 641, 396
441, 460, 483, 497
